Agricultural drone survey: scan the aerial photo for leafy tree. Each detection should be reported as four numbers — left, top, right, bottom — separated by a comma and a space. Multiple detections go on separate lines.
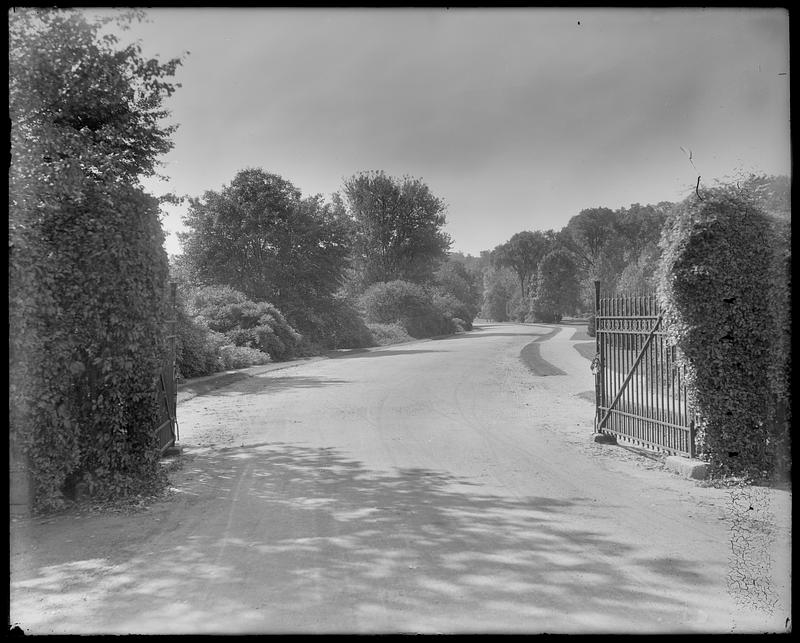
562, 207, 622, 283
480, 265, 520, 322
343, 171, 452, 287
616, 242, 662, 294
529, 249, 581, 322
9, 8, 183, 510
179, 168, 352, 337
615, 203, 671, 266
563, 204, 674, 301
446, 251, 490, 276
561, 207, 629, 310
9, 9, 182, 192
490, 230, 555, 300
434, 259, 482, 323
609, 202, 671, 296
730, 173, 790, 219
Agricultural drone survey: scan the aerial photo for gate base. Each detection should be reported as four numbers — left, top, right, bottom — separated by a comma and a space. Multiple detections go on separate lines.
665, 455, 708, 480
592, 432, 618, 444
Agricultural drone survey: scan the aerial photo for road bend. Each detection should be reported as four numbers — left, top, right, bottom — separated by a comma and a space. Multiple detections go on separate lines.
9, 323, 791, 634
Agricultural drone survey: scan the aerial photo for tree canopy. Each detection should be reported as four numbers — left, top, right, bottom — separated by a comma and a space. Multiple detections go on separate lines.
490, 230, 555, 299
343, 171, 452, 287
179, 168, 352, 334
434, 259, 483, 322
529, 249, 581, 322
9, 8, 182, 193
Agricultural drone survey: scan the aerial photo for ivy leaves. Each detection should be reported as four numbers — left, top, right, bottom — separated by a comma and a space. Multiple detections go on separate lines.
657, 186, 788, 480
10, 9, 180, 512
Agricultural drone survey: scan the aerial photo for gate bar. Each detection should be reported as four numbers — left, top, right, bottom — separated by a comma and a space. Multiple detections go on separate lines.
597, 311, 664, 432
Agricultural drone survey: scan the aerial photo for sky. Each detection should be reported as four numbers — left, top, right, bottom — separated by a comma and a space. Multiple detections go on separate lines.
98, 7, 789, 257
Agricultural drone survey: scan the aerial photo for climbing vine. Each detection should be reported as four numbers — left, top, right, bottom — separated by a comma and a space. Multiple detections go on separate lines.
9, 8, 183, 511
657, 183, 789, 480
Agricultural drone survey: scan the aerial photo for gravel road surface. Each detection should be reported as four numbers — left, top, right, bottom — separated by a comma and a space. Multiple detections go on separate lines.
9, 323, 791, 634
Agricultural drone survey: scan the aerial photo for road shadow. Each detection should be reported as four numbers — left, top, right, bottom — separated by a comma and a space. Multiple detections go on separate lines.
12, 442, 721, 634
434, 332, 542, 340
204, 375, 350, 397
434, 325, 560, 341
328, 349, 441, 359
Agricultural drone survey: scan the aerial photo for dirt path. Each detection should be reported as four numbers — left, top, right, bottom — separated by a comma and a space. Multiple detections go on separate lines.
9, 323, 791, 634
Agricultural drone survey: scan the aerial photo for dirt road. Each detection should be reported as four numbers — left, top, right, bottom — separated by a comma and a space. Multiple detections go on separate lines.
9, 323, 791, 634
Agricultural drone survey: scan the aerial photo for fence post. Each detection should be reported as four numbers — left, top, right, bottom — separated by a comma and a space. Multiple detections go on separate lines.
593, 280, 602, 433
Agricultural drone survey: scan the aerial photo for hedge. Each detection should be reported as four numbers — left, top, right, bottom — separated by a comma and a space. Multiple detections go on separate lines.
10, 185, 172, 511
657, 187, 789, 479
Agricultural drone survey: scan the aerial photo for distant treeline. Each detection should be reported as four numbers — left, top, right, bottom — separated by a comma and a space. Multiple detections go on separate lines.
477, 174, 789, 323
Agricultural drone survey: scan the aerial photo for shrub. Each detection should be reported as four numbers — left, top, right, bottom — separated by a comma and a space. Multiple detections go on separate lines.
657, 187, 788, 479
174, 306, 224, 379
528, 310, 562, 324
587, 314, 597, 338
360, 280, 448, 338
302, 294, 375, 350
366, 322, 414, 346
187, 285, 301, 361
219, 345, 271, 370
432, 291, 474, 331
434, 260, 482, 322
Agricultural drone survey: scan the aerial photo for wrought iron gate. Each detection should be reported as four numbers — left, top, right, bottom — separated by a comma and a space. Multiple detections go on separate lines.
594, 282, 697, 457
154, 282, 178, 453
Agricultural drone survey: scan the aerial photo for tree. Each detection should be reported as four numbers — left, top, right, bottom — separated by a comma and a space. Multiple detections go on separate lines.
9, 9, 181, 191
616, 242, 662, 294
529, 249, 581, 322
731, 173, 790, 219
561, 206, 629, 308
446, 251, 490, 277
9, 8, 183, 510
179, 168, 352, 336
342, 171, 452, 287
490, 230, 555, 300
480, 265, 519, 322
434, 258, 482, 322
615, 203, 671, 266
562, 207, 620, 278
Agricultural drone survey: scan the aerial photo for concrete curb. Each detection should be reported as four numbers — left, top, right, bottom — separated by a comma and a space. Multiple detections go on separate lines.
664, 455, 709, 480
